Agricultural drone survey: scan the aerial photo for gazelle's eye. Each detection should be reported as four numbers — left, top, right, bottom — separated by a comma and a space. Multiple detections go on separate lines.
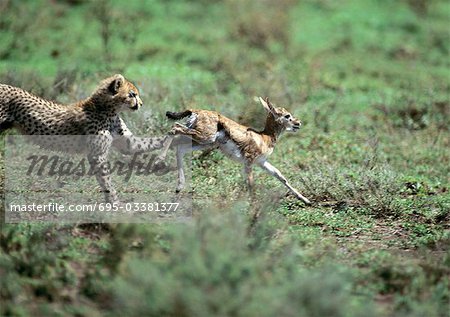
284, 114, 291, 119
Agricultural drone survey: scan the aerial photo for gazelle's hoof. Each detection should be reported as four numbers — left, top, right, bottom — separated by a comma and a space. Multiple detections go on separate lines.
298, 196, 311, 206
175, 186, 184, 193
290, 192, 312, 206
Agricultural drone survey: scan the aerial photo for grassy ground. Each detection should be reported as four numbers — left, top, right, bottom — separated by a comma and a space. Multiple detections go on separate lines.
1, 0, 449, 316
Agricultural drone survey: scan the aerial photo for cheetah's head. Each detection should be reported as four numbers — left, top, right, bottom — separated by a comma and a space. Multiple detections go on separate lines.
92, 74, 143, 112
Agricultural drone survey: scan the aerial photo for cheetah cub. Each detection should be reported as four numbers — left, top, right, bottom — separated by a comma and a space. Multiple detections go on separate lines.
0, 74, 166, 203
158, 97, 311, 205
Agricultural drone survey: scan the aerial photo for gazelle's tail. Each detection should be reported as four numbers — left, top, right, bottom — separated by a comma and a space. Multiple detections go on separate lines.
166, 110, 192, 120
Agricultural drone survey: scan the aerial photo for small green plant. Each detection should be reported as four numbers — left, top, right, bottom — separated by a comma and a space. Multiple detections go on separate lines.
105, 210, 372, 317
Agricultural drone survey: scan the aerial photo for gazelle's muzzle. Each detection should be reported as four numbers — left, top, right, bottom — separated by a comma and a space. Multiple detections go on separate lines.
292, 120, 301, 131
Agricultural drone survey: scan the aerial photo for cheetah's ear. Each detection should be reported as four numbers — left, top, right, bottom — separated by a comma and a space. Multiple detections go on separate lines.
108, 74, 125, 95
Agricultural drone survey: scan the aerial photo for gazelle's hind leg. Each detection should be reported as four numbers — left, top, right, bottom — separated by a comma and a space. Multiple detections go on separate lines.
154, 135, 175, 165
175, 142, 216, 193
155, 122, 213, 164
243, 164, 254, 193
175, 143, 189, 193
153, 125, 190, 164
153, 122, 196, 168
259, 160, 311, 205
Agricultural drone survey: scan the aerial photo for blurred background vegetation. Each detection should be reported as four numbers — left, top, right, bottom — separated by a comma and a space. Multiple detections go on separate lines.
0, 0, 449, 316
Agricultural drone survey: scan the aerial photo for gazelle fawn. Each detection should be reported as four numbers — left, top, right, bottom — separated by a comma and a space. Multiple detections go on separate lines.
159, 97, 311, 205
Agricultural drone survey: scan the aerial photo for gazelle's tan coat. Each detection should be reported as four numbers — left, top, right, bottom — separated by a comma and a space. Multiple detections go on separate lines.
159, 97, 311, 204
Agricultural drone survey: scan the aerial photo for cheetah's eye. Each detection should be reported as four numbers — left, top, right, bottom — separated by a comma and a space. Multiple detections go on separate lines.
284, 114, 291, 119
129, 91, 136, 98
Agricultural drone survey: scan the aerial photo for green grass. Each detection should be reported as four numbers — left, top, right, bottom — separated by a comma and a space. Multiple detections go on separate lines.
1, 0, 449, 316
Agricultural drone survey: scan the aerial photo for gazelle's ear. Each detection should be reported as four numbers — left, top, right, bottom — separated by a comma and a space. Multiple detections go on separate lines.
259, 97, 276, 114
108, 74, 125, 95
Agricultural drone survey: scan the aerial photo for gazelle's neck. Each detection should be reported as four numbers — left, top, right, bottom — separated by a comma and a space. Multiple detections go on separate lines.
261, 114, 284, 146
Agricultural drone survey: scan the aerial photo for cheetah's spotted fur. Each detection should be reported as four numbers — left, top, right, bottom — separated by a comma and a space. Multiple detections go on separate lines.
0, 74, 166, 203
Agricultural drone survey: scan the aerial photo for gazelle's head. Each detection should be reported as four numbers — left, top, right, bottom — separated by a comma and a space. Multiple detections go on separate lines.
259, 97, 301, 132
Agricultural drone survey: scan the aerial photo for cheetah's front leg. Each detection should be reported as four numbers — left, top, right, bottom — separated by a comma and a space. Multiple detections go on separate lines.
112, 135, 168, 154
88, 154, 119, 204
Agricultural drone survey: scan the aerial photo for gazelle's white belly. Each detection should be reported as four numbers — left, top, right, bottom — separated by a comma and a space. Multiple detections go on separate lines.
215, 131, 246, 163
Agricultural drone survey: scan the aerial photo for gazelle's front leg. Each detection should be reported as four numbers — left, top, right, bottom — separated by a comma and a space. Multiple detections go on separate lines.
259, 161, 311, 205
